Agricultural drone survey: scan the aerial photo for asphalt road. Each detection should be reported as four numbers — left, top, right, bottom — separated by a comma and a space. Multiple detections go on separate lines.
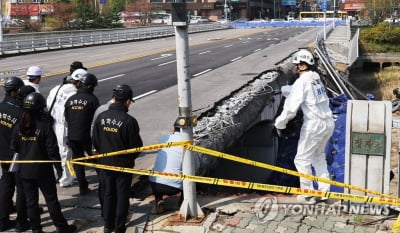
0, 26, 320, 171
0, 27, 308, 104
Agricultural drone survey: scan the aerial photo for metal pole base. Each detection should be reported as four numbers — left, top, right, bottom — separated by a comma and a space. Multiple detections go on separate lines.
179, 199, 204, 221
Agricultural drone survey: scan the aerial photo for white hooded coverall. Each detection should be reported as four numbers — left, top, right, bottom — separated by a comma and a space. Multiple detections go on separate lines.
23, 79, 40, 93
47, 83, 77, 186
274, 70, 334, 192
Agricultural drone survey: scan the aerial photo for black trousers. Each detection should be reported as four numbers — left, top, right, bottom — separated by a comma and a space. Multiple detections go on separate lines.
0, 164, 28, 225
150, 182, 183, 203
96, 168, 105, 217
101, 170, 131, 233
21, 175, 68, 231
68, 139, 92, 190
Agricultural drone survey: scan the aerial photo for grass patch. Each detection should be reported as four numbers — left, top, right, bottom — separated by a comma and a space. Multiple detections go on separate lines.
360, 40, 400, 53
351, 66, 400, 100
378, 66, 400, 100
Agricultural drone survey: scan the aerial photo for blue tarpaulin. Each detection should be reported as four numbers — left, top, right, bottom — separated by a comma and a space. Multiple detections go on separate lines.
325, 94, 348, 192
271, 94, 349, 193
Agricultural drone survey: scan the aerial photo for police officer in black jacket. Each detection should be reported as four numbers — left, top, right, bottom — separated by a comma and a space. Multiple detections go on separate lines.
0, 77, 30, 232
64, 73, 99, 195
92, 84, 143, 233
10, 92, 77, 233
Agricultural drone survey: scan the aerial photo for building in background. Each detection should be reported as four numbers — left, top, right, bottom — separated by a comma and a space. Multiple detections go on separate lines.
2, 0, 52, 23
150, 0, 290, 21
342, 0, 365, 18
0, 0, 370, 26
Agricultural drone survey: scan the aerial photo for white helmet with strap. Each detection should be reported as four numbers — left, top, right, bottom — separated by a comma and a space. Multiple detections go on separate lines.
292, 49, 315, 66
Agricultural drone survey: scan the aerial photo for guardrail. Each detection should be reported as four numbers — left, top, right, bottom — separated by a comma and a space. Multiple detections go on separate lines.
231, 20, 347, 28
348, 28, 359, 66
0, 23, 228, 56
314, 22, 367, 100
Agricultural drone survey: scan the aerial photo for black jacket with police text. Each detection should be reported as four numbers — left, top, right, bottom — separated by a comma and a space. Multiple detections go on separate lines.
0, 97, 24, 161
65, 88, 99, 141
10, 112, 61, 179
92, 102, 143, 168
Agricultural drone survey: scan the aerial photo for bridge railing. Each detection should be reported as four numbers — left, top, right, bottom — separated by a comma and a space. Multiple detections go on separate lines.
314, 21, 367, 100
348, 28, 360, 67
0, 23, 228, 56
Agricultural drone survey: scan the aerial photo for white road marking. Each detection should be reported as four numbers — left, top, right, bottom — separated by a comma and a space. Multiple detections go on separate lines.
99, 74, 125, 82
193, 69, 212, 77
199, 51, 211, 55
151, 54, 173, 61
231, 56, 242, 62
158, 60, 176, 66
133, 90, 157, 101
224, 44, 233, 48
254, 49, 261, 52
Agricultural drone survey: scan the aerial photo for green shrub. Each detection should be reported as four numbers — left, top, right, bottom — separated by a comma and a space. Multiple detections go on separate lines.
360, 23, 400, 53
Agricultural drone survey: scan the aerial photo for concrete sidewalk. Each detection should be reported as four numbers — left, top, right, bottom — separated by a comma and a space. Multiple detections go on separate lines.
143, 193, 396, 233
7, 26, 396, 233
17, 174, 395, 233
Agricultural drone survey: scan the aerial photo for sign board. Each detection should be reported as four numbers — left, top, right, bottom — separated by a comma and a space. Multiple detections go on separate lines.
351, 132, 385, 155
281, 0, 296, 6
345, 100, 392, 197
171, 3, 187, 26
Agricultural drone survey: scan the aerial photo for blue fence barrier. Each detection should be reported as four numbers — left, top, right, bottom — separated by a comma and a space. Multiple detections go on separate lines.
230, 20, 347, 28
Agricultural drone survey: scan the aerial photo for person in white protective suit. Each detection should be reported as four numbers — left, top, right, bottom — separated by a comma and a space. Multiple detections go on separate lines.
24, 66, 43, 93
274, 49, 334, 205
46, 68, 88, 187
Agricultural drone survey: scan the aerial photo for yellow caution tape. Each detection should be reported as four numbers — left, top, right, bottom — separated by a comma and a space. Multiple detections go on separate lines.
393, 214, 400, 233
73, 160, 400, 206
67, 160, 75, 177
1, 140, 397, 202
3, 140, 399, 229
73, 141, 193, 161
183, 144, 399, 200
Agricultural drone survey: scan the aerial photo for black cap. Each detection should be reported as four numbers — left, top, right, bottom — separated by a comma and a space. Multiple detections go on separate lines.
113, 84, 134, 101
4, 76, 24, 92
23, 92, 45, 110
17, 86, 36, 99
70, 61, 87, 74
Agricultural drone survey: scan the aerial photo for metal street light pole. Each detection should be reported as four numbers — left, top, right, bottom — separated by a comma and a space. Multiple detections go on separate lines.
261, 0, 264, 19
0, 0, 3, 42
333, 0, 336, 28
224, 0, 228, 20
171, 2, 204, 220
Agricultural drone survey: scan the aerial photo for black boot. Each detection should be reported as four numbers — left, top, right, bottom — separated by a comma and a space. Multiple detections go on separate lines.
0, 219, 16, 232
32, 227, 44, 233
79, 181, 91, 196
15, 220, 30, 232
56, 224, 77, 233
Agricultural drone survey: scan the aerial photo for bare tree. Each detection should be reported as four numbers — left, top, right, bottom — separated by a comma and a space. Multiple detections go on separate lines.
126, 0, 152, 25
46, 1, 75, 29
364, 0, 396, 23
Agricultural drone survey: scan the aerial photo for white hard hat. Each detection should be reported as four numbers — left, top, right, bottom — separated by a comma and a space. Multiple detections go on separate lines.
292, 50, 315, 66
70, 68, 88, 82
26, 66, 43, 77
